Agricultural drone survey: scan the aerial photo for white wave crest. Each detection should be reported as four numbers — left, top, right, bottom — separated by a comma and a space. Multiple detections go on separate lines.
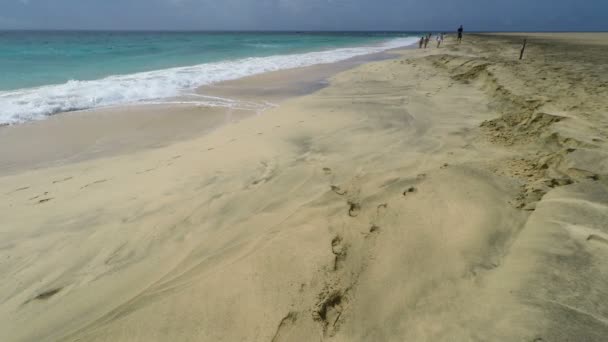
0, 37, 418, 125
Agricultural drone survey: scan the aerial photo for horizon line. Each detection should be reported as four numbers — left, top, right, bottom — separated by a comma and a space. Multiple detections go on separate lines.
1, 29, 607, 34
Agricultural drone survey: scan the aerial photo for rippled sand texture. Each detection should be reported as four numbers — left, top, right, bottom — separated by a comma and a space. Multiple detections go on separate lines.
1, 33, 607, 341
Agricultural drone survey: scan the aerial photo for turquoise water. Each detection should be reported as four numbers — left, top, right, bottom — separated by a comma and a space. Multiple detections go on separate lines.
0, 31, 418, 124
0, 31, 410, 91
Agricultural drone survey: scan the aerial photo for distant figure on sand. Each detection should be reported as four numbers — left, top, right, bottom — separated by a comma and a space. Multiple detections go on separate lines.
436, 33, 444, 48
424, 35, 430, 48
419, 36, 424, 48
457, 25, 464, 44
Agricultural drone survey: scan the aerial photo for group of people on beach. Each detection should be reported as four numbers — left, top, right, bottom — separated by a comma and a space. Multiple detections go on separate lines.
419, 33, 444, 49
418, 25, 463, 49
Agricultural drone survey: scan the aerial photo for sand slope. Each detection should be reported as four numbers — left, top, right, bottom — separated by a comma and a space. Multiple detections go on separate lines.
1, 34, 607, 341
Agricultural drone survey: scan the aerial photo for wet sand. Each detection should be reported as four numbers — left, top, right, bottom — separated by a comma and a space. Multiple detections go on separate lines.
0, 50, 396, 175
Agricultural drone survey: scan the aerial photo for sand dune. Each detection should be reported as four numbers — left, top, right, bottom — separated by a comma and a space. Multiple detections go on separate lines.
1, 34, 607, 341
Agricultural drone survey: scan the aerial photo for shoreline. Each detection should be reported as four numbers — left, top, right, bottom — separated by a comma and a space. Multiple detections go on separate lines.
1, 33, 607, 341
0, 45, 412, 176
0, 35, 418, 126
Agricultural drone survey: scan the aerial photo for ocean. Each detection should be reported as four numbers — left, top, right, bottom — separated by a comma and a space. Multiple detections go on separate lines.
0, 31, 418, 125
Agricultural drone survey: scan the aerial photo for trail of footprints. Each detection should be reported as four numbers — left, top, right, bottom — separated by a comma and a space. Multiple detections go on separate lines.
8, 175, 112, 206
273, 168, 425, 340
12, 125, 283, 205
13, 151, 191, 204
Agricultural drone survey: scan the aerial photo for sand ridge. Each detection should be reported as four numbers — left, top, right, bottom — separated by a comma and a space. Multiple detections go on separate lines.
1, 34, 607, 341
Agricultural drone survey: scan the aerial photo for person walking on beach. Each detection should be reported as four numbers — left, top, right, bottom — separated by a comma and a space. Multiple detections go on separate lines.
419, 36, 424, 49
424, 35, 430, 48
436, 33, 444, 48
457, 25, 464, 44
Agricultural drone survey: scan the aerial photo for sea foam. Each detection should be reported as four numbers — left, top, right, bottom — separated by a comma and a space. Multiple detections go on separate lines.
0, 37, 418, 125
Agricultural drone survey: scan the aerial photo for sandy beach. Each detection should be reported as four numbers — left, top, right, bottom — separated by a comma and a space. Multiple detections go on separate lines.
0, 50, 394, 175
1, 33, 608, 341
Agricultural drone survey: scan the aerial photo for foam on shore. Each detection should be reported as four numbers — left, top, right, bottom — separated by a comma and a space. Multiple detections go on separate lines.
0, 37, 418, 125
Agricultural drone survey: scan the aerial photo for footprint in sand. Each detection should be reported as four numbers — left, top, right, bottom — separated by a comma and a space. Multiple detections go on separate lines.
53, 177, 73, 184
314, 290, 346, 334
136, 168, 156, 175
323, 167, 332, 175
331, 235, 348, 270
331, 185, 347, 196
81, 179, 108, 189
376, 203, 388, 214
29, 192, 49, 201
403, 186, 417, 196
348, 201, 361, 217
7, 186, 29, 195
24, 287, 63, 305
37, 288, 62, 299
368, 204, 388, 235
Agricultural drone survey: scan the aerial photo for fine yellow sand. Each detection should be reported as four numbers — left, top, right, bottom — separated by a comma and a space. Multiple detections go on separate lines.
1, 34, 608, 341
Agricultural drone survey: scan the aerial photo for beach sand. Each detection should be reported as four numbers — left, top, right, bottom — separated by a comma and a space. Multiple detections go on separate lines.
1, 33, 608, 341
0, 50, 393, 176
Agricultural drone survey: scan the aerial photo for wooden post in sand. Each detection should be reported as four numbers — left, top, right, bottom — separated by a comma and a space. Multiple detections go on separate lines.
519, 38, 528, 60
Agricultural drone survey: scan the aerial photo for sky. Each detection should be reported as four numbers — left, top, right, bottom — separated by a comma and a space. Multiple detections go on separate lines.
0, 0, 606, 31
